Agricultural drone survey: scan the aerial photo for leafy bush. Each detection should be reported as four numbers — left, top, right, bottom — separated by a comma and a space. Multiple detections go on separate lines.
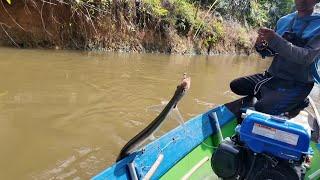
237, 27, 251, 48
216, 0, 294, 28
170, 0, 196, 23
144, 0, 169, 17
203, 20, 224, 48
212, 21, 224, 39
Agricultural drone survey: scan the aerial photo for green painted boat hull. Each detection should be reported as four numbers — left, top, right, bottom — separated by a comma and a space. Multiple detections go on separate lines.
161, 119, 320, 180
161, 119, 238, 179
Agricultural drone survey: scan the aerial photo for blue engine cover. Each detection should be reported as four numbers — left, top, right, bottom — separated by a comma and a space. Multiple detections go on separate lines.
237, 112, 310, 161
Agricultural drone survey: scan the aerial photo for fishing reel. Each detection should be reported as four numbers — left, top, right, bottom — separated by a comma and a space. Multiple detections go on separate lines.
255, 31, 308, 59
255, 40, 277, 59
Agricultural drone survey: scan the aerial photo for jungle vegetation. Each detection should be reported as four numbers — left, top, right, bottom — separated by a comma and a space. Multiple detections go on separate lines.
0, 0, 295, 54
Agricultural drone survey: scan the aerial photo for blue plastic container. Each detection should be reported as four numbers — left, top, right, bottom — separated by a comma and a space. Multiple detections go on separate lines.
237, 113, 310, 161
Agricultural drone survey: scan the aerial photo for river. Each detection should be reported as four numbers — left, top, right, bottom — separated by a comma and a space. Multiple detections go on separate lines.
0, 47, 292, 179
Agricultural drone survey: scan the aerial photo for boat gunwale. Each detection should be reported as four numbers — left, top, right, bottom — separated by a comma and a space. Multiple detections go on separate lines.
92, 105, 236, 179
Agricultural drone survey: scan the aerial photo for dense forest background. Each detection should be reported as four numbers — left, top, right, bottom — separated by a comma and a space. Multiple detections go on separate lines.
0, 0, 304, 54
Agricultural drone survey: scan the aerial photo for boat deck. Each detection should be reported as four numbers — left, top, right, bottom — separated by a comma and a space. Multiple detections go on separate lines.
160, 119, 320, 180
160, 119, 237, 179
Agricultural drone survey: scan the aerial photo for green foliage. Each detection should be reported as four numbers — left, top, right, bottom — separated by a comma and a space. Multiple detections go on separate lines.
204, 35, 217, 47
169, 0, 196, 24
144, 0, 169, 17
204, 21, 224, 48
247, 1, 269, 27
212, 21, 224, 39
144, 0, 209, 37
192, 18, 209, 35
216, 0, 294, 28
6, 0, 12, 4
237, 27, 251, 48
267, 0, 295, 27
246, 0, 295, 27
168, 0, 200, 35
216, 0, 251, 23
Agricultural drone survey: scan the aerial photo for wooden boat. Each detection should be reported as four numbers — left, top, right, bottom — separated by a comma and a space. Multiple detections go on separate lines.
93, 80, 320, 180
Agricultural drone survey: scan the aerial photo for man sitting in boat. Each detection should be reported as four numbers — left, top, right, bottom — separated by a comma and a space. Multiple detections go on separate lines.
230, 0, 320, 118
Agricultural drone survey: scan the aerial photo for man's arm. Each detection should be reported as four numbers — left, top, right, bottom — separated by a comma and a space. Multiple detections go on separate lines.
268, 33, 320, 65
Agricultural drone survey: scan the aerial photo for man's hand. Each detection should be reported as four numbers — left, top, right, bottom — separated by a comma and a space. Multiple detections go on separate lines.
254, 27, 278, 58
257, 27, 277, 43
255, 34, 266, 47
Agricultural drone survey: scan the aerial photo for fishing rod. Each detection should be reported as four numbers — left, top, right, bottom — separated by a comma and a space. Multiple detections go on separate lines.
117, 74, 191, 161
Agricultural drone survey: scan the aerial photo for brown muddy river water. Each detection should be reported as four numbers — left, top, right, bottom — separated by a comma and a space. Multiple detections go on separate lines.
0, 47, 317, 179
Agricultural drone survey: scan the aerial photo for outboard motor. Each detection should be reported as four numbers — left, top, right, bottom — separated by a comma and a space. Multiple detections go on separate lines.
212, 110, 313, 180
